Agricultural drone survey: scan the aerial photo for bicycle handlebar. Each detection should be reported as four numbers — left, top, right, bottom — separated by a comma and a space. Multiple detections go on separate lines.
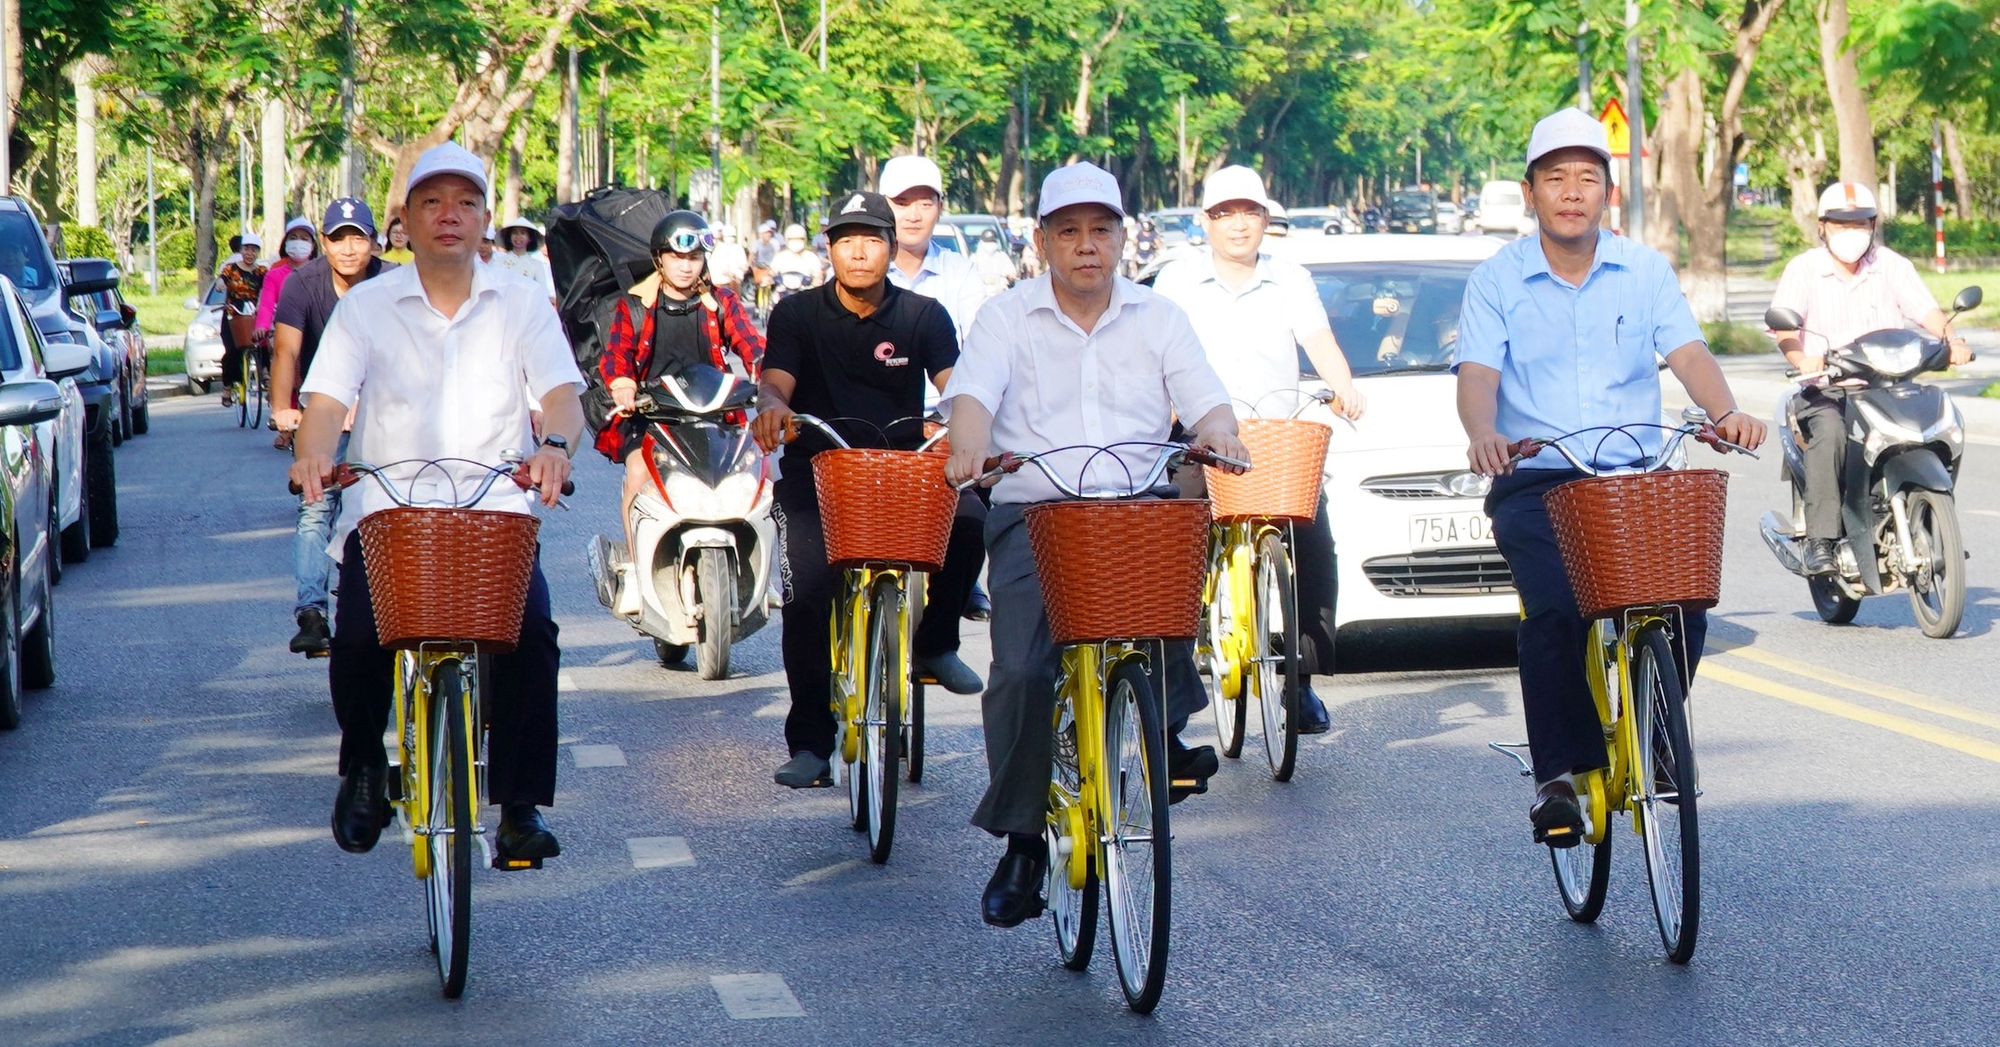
958, 442, 1249, 497
288, 457, 575, 502
783, 412, 950, 453
1507, 421, 1756, 476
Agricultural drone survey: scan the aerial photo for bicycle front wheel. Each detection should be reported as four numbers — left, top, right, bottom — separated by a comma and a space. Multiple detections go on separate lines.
1201, 552, 1246, 759
862, 576, 904, 863
1101, 656, 1170, 1013
1047, 686, 1098, 970
235, 350, 252, 429
1634, 626, 1700, 963
424, 658, 474, 997
1254, 531, 1300, 781
249, 349, 266, 430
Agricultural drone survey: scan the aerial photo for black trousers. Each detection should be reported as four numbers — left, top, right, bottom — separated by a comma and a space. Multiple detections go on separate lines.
220, 319, 243, 387
772, 474, 986, 759
328, 531, 562, 807
1796, 389, 1846, 540
1487, 469, 1707, 783
1293, 497, 1339, 675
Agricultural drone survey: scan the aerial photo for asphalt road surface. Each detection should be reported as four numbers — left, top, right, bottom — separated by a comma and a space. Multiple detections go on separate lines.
4, 389, 2000, 1046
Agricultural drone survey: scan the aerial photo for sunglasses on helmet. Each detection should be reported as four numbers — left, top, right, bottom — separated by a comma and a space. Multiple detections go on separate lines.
660, 229, 716, 255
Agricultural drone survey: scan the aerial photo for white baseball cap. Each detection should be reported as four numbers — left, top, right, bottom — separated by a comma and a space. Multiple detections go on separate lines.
1525, 107, 1613, 171
405, 142, 490, 203
238, 232, 263, 249
1038, 162, 1126, 219
1816, 181, 1878, 221
879, 155, 944, 200
1200, 165, 1277, 212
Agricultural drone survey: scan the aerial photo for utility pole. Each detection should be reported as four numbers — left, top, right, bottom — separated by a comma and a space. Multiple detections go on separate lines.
1624, 0, 1645, 245
1577, 21, 1592, 112
710, 3, 722, 220
596, 63, 610, 189
339, 0, 357, 196
238, 131, 250, 234
146, 146, 158, 294
1177, 93, 1187, 206
1933, 120, 1946, 273
1021, 77, 1032, 214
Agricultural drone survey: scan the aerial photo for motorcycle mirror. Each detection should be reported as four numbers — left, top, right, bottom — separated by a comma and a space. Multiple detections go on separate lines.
1953, 286, 1983, 314
1764, 306, 1805, 332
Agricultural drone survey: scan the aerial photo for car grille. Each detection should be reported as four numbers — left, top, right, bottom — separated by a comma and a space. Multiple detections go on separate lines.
1363, 550, 1515, 596
1362, 481, 1456, 499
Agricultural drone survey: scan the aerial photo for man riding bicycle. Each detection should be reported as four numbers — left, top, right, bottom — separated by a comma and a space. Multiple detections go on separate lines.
747, 190, 975, 790
1767, 181, 1972, 576
942, 163, 1248, 929
1454, 109, 1766, 845
289, 143, 585, 864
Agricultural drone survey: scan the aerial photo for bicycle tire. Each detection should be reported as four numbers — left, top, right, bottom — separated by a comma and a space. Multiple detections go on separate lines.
425, 658, 474, 997
1047, 685, 1098, 971
1102, 656, 1170, 1013
1550, 823, 1611, 923
1202, 548, 1246, 759
863, 577, 903, 863
1635, 626, 1700, 964
236, 350, 251, 428
1255, 531, 1300, 782
249, 349, 266, 430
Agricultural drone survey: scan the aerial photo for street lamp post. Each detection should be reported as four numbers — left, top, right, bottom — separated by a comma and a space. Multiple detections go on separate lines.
1624, 0, 1645, 245
1577, 21, 1592, 112
710, 3, 722, 221
147, 146, 158, 294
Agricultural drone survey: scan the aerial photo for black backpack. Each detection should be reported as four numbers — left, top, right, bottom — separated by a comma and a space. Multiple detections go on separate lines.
545, 187, 675, 430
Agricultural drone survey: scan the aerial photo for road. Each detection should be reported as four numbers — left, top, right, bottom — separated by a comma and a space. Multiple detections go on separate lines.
4, 388, 2000, 1046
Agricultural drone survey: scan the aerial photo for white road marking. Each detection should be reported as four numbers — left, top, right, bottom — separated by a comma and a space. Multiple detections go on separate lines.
626, 836, 695, 869
710, 973, 805, 1019
1967, 509, 2000, 518
210, 527, 294, 542
557, 671, 579, 693
782, 858, 866, 887
570, 744, 627, 768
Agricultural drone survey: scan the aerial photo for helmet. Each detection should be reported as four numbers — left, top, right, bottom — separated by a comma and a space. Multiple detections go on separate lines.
1817, 182, 1878, 222
650, 210, 714, 255
784, 223, 808, 241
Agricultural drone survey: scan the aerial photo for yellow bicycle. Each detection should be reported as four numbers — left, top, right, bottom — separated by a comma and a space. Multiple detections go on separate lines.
1490, 414, 1749, 964
787, 413, 952, 864
304, 455, 568, 997
975, 440, 1244, 1013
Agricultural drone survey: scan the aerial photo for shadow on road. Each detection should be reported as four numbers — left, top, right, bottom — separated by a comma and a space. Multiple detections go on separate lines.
1334, 618, 1518, 673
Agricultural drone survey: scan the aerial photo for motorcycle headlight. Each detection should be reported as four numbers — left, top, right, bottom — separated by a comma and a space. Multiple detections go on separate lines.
1857, 339, 1925, 378
716, 470, 762, 514
664, 470, 722, 518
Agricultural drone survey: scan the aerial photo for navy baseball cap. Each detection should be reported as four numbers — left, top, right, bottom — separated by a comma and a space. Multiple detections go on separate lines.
323, 197, 376, 238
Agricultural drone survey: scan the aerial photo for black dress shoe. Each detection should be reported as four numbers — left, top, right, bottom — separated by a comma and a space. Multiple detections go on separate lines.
1168, 736, 1219, 803
1530, 780, 1584, 848
331, 765, 389, 854
496, 804, 561, 862
290, 608, 331, 656
963, 583, 992, 622
1296, 683, 1332, 735
1802, 538, 1838, 576
981, 852, 1046, 927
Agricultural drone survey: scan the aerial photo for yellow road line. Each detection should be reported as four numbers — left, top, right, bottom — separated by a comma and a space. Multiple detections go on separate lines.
1700, 663, 2000, 766
1713, 646, 2000, 732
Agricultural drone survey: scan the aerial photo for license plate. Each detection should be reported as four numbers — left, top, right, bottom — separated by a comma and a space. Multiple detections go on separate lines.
1409, 511, 1492, 549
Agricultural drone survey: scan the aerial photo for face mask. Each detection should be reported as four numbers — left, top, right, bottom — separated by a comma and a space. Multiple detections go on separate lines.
285, 239, 313, 261
1827, 228, 1873, 264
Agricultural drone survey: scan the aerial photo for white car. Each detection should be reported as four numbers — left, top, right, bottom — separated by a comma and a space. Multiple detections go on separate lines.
1261, 233, 1520, 637
1435, 201, 1465, 235
1476, 179, 1535, 237
182, 278, 227, 393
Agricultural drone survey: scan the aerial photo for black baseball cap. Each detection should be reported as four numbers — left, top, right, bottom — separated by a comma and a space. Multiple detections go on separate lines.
824, 190, 895, 237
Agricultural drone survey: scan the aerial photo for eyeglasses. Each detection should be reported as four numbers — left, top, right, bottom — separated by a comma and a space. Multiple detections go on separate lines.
1205, 207, 1266, 223
659, 229, 716, 254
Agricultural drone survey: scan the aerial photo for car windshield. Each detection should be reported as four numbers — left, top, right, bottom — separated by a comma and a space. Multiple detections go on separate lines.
1391, 192, 1432, 211
204, 280, 227, 306
1305, 260, 1476, 377
1289, 213, 1335, 231
0, 212, 53, 296
1150, 211, 1199, 240
931, 235, 961, 254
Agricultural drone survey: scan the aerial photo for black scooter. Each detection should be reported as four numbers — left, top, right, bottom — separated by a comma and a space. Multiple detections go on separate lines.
1759, 286, 1981, 638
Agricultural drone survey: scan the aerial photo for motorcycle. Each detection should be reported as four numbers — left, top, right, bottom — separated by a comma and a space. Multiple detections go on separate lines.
1759, 286, 1981, 639
587, 364, 777, 678
771, 268, 814, 308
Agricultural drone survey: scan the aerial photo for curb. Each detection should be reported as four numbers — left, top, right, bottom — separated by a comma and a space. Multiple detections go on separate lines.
148, 373, 195, 400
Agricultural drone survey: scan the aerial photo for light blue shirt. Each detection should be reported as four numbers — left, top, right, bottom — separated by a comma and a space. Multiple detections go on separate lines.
887, 241, 986, 344
1455, 230, 1703, 469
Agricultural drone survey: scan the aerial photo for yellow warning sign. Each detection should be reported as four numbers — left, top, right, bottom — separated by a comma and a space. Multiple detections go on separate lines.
1600, 98, 1630, 158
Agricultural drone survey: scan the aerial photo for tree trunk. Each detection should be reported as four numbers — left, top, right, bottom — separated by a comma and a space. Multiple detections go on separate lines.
1070, 50, 1095, 143
1654, 68, 1700, 263
505, 121, 526, 222
1784, 127, 1829, 243
1001, 102, 1022, 217
260, 96, 286, 248
192, 135, 220, 289
557, 52, 577, 204
1942, 119, 1974, 220
71, 59, 104, 227
1817, 0, 1876, 189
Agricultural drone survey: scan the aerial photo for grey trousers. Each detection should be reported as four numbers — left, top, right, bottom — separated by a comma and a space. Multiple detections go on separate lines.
1796, 389, 1845, 540
972, 502, 1206, 838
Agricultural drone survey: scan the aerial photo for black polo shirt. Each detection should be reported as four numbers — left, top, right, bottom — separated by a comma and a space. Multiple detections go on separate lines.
763, 280, 957, 473
273, 254, 395, 380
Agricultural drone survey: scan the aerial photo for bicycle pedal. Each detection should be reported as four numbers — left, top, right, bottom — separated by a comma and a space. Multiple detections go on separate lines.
1535, 825, 1582, 849
492, 854, 544, 871
1168, 778, 1209, 804
303, 650, 330, 660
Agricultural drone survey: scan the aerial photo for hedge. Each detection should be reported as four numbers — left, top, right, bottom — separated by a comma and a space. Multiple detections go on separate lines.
58, 223, 116, 260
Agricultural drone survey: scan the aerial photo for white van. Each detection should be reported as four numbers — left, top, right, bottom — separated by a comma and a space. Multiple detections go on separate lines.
1476, 180, 1533, 237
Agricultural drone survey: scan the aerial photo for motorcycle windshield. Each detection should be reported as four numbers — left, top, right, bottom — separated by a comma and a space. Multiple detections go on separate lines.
643, 363, 757, 418
1841, 328, 1940, 380
655, 421, 757, 487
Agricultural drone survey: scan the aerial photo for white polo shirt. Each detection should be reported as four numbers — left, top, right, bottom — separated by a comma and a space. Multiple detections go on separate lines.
943, 273, 1231, 504
301, 261, 585, 559
1151, 248, 1333, 418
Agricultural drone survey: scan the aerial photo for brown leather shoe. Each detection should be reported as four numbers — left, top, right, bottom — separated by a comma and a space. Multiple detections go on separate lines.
1530, 779, 1584, 848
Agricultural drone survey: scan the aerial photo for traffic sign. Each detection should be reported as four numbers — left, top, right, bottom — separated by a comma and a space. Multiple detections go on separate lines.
1600, 98, 1630, 158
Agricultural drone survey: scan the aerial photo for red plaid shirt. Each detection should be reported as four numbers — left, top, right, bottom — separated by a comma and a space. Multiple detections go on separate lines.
601, 283, 762, 387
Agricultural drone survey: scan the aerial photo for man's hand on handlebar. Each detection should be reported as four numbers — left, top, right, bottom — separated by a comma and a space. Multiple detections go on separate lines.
525, 445, 572, 508
1191, 428, 1250, 475
1467, 431, 1516, 478
1950, 336, 1974, 367
289, 453, 337, 504
273, 407, 303, 433
1328, 383, 1366, 422
1714, 411, 1767, 453
945, 441, 989, 487
751, 402, 794, 454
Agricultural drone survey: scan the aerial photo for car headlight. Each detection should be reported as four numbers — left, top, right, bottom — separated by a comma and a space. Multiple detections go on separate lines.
1442, 471, 1491, 498
190, 323, 218, 340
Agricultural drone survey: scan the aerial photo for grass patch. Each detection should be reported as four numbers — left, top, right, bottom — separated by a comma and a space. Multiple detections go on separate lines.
146, 348, 184, 377
123, 271, 202, 337
1726, 207, 1783, 267
1703, 319, 1776, 356
1922, 268, 2000, 330
1982, 381, 2000, 399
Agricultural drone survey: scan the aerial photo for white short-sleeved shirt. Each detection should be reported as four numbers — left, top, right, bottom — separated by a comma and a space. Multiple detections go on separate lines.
1151, 248, 1333, 418
1767, 245, 1940, 353
943, 273, 1232, 504
301, 262, 585, 558
492, 249, 557, 299
891, 241, 984, 408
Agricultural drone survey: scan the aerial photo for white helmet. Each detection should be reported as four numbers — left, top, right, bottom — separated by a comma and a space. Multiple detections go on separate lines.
1816, 182, 1879, 222
784, 223, 808, 240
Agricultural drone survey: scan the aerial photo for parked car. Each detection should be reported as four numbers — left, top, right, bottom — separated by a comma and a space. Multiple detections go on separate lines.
0, 198, 116, 558
1435, 201, 1465, 235
69, 276, 149, 440
0, 280, 68, 720
183, 278, 226, 393
1144, 207, 1204, 244
1386, 187, 1438, 234
1262, 233, 1518, 642
937, 213, 1023, 262
1286, 208, 1346, 235
1476, 179, 1535, 237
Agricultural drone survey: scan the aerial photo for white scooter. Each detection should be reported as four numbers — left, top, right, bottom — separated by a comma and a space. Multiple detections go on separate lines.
588, 364, 777, 679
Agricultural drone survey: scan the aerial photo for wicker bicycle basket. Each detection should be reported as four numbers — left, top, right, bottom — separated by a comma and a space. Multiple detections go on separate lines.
811, 448, 957, 572
357, 507, 541, 653
1205, 418, 1333, 522
1543, 469, 1730, 620
1024, 498, 1212, 646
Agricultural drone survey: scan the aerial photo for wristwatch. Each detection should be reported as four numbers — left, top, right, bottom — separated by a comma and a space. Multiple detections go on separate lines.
540, 433, 571, 458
